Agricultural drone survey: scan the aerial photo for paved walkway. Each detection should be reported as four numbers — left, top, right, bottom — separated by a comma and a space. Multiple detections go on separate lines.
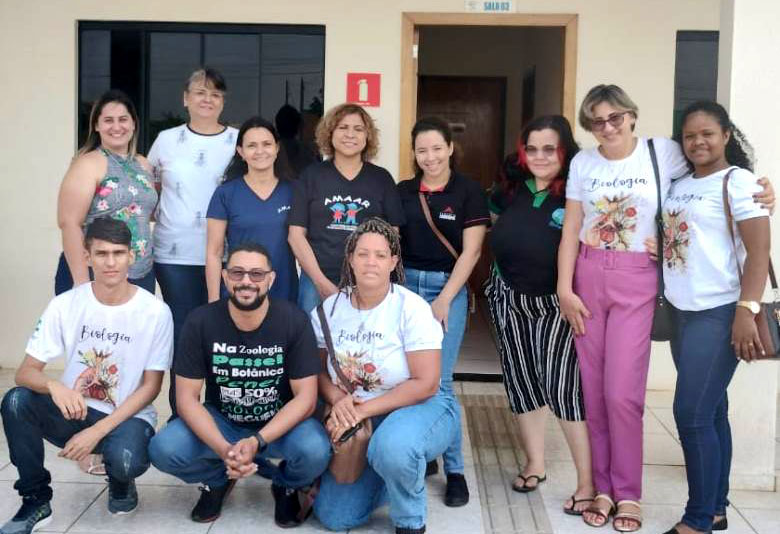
1, 371, 780, 532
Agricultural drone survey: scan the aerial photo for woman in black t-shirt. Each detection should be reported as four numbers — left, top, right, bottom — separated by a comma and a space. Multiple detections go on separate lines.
288, 103, 405, 314
397, 117, 490, 508
486, 115, 594, 513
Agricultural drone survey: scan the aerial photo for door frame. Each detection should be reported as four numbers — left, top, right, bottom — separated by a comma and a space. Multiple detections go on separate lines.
399, 12, 578, 178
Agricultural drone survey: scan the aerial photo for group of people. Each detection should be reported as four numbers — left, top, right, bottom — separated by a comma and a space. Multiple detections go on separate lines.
0, 64, 774, 534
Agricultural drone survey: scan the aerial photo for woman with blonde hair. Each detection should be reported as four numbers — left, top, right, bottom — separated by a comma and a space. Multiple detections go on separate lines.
288, 103, 405, 313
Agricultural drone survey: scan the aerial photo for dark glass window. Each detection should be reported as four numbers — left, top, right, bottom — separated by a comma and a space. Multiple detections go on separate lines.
673, 31, 719, 136
78, 22, 325, 153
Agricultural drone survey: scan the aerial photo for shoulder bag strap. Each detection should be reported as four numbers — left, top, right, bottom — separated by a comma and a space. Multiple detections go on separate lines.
648, 139, 665, 298
316, 303, 355, 394
722, 168, 778, 288
418, 191, 459, 260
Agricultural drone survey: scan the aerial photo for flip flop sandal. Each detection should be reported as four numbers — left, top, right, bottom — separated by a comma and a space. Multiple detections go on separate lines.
613, 500, 642, 533
78, 454, 106, 476
511, 473, 547, 493
583, 494, 615, 528
564, 494, 596, 516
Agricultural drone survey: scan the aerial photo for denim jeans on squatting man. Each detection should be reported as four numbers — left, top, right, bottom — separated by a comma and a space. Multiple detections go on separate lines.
148, 404, 331, 490
670, 302, 740, 533
1, 387, 155, 502
314, 392, 458, 532
403, 267, 467, 476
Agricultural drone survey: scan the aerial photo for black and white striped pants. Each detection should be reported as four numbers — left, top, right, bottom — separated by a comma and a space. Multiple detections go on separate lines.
485, 269, 585, 421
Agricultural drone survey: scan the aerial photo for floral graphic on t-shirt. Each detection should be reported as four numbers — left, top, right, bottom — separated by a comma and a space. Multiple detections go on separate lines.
585, 194, 638, 250
335, 349, 383, 392
662, 209, 690, 272
73, 348, 119, 406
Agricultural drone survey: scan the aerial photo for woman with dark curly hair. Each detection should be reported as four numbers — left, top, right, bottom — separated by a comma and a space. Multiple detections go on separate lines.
311, 217, 457, 534
288, 104, 405, 313
651, 101, 769, 534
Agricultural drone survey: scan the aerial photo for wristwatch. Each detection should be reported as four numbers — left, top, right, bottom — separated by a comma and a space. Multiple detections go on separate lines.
250, 432, 268, 453
736, 300, 761, 314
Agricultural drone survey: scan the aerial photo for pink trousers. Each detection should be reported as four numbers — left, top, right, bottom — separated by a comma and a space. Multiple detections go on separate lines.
573, 245, 657, 501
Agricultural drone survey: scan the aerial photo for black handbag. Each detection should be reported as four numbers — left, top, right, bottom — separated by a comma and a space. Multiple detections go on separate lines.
648, 139, 676, 341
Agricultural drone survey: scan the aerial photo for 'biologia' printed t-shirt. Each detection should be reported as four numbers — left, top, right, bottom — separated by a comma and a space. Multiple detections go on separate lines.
662, 167, 767, 311
175, 298, 320, 428
310, 284, 442, 400
567, 137, 687, 252
26, 283, 173, 428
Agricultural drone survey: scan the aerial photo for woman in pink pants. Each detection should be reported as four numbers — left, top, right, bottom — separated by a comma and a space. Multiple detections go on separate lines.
557, 85, 773, 532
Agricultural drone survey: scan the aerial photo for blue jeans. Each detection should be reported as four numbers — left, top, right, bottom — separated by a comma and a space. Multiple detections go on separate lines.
55, 252, 156, 295
149, 404, 331, 489
297, 270, 322, 314
670, 303, 739, 532
153, 262, 208, 414
0, 387, 154, 502
314, 393, 458, 531
404, 267, 466, 475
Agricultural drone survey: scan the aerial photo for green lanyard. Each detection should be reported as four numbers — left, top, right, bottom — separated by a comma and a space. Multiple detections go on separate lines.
526, 178, 549, 208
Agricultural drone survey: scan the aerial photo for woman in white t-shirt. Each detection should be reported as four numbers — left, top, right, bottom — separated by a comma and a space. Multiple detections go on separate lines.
652, 102, 769, 534
310, 217, 458, 534
556, 85, 773, 532
146, 68, 237, 412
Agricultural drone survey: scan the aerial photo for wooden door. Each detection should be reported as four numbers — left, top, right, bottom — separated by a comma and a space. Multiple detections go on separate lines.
416, 75, 506, 190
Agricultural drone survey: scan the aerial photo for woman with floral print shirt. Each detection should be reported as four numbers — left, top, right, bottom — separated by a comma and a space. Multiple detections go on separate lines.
56, 89, 157, 295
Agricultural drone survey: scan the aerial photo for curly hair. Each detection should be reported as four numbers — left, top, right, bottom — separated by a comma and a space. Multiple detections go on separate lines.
673, 100, 754, 172
338, 217, 404, 290
315, 103, 379, 161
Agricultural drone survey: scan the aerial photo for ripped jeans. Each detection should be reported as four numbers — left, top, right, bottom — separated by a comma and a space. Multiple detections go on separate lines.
1, 387, 154, 502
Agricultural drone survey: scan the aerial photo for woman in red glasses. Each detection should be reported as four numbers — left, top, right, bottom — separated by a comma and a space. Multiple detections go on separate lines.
486, 115, 594, 514
557, 84, 773, 532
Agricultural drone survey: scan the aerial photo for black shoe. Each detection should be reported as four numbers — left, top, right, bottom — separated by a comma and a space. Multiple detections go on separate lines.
0, 497, 52, 534
396, 526, 426, 534
190, 480, 235, 523
444, 473, 470, 507
712, 516, 728, 531
107, 478, 138, 515
424, 459, 439, 477
271, 483, 307, 528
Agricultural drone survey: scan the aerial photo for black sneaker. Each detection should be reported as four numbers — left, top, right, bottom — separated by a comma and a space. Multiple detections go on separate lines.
396, 526, 426, 534
444, 473, 469, 507
107, 478, 138, 515
271, 483, 308, 528
424, 459, 439, 477
190, 480, 236, 523
0, 497, 52, 534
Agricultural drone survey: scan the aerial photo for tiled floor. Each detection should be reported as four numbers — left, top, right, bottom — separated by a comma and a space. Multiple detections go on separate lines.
2, 370, 780, 533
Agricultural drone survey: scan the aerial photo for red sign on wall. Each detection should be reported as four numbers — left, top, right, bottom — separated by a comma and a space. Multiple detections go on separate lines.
346, 73, 381, 107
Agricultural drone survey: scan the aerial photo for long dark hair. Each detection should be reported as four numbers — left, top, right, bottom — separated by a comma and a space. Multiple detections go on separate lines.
79, 89, 139, 156
223, 116, 280, 181
673, 100, 754, 172
411, 116, 457, 178
497, 115, 579, 203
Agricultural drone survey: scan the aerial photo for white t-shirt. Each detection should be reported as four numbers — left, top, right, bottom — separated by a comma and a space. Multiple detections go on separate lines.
662, 167, 767, 311
148, 124, 238, 265
567, 137, 688, 252
310, 284, 443, 401
25, 283, 174, 427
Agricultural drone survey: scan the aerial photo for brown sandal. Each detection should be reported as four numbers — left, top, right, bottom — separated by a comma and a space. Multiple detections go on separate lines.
583, 494, 615, 528
613, 500, 642, 532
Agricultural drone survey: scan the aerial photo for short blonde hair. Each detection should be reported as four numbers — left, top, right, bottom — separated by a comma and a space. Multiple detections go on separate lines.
579, 84, 638, 132
315, 103, 379, 161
